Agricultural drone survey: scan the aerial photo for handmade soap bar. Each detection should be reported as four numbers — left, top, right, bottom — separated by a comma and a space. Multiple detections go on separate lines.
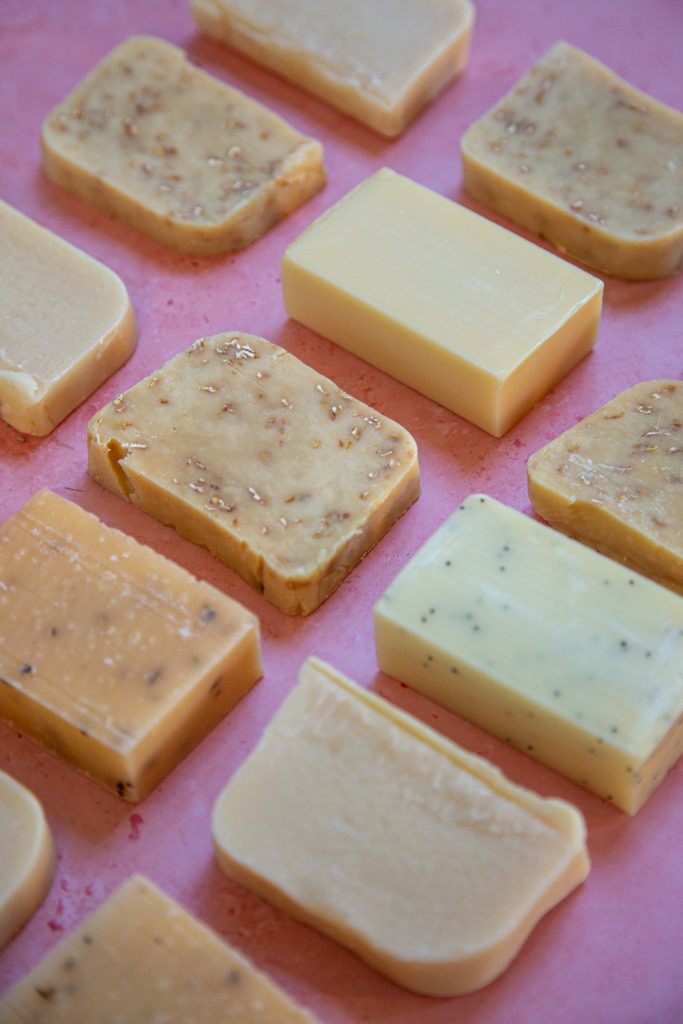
0, 199, 135, 435
190, 0, 474, 137
0, 490, 261, 801
528, 380, 683, 592
87, 332, 419, 614
283, 168, 602, 437
374, 494, 683, 814
41, 36, 325, 255
213, 657, 589, 997
0, 772, 56, 949
461, 41, 683, 279
0, 875, 321, 1023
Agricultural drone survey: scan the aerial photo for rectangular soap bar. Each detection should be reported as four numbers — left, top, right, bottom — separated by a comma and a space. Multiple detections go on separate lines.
0, 490, 261, 801
0, 199, 135, 435
0, 875, 321, 1023
213, 656, 589, 997
41, 36, 325, 255
87, 331, 419, 615
528, 380, 683, 592
461, 41, 683, 279
190, 0, 474, 137
374, 494, 683, 814
282, 168, 603, 437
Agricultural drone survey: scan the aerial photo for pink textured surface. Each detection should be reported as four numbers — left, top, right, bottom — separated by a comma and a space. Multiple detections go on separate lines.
1, 1, 682, 1021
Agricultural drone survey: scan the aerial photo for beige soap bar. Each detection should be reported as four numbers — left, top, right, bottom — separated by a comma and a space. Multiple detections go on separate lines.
87, 332, 419, 614
190, 0, 474, 138
0, 772, 56, 950
0, 199, 135, 436
528, 380, 683, 592
461, 41, 683, 279
0, 490, 261, 801
41, 36, 325, 255
0, 875, 321, 1023
213, 657, 589, 997
283, 168, 603, 437
374, 494, 683, 814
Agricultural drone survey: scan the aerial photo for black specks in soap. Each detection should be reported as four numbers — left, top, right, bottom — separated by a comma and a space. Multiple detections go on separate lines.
610, 725, 619, 734
226, 968, 241, 986
210, 676, 223, 697
82, 934, 93, 945
200, 606, 217, 623
553, 689, 562, 698
146, 667, 164, 685
445, 559, 452, 567
35, 986, 56, 1000
19, 663, 33, 674
619, 640, 629, 650
50, 627, 59, 637
450, 666, 459, 674
62, 957, 77, 971
116, 780, 132, 797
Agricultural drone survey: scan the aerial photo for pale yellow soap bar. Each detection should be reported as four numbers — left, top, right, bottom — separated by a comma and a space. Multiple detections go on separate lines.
0, 875, 321, 1023
190, 0, 475, 137
374, 494, 683, 814
213, 656, 589, 997
0, 490, 261, 801
528, 380, 683, 592
0, 199, 135, 435
87, 332, 419, 614
283, 168, 603, 437
41, 36, 325, 255
0, 772, 56, 950
461, 41, 683, 279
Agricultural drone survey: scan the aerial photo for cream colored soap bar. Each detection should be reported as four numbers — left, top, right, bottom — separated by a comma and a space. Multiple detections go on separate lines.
374, 494, 683, 814
0, 490, 261, 801
213, 656, 589, 997
528, 380, 683, 592
283, 168, 602, 437
87, 332, 419, 614
0, 772, 56, 949
0, 875, 321, 1023
190, 0, 474, 138
461, 42, 683, 279
41, 36, 325, 255
0, 199, 135, 435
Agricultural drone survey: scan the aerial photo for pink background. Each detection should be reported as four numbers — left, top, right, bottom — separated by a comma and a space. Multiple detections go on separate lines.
1, 1, 682, 1021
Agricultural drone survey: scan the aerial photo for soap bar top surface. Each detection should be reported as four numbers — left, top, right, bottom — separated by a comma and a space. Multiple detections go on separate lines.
213, 657, 589, 997
0, 199, 136, 436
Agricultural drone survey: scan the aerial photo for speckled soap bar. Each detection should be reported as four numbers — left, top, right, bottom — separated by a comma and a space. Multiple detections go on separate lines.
374, 494, 683, 814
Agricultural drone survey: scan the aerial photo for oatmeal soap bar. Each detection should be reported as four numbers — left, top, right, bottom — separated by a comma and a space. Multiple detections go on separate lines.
190, 0, 474, 138
0, 199, 135, 436
87, 331, 419, 615
41, 36, 325, 255
0, 490, 261, 802
461, 41, 683, 279
0, 875, 321, 1024
374, 494, 683, 814
283, 168, 602, 437
213, 657, 589, 997
528, 380, 683, 592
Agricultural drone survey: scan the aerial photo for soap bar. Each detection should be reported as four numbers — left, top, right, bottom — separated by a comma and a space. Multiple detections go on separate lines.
87, 332, 419, 614
0, 875, 321, 1023
0, 772, 56, 949
283, 167, 603, 437
374, 494, 683, 814
41, 36, 325, 255
0, 490, 261, 801
461, 41, 683, 279
190, 0, 474, 138
213, 656, 589, 997
528, 380, 683, 592
0, 199, 135, 436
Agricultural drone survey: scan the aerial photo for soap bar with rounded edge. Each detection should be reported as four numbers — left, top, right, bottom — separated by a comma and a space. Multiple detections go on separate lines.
528, 380, 683, 593
461, 41, 683, 280
0, 875, 322, 1023
0, 772, 56, 950
374, 493, 683, 814
190, 0, 475, 138
0, 489, 262, 802
282, 167, 603, 437
213, 656, 589, 997
41, 35, 326, 256
0, 199, 135, 436
87, 332, 419, 615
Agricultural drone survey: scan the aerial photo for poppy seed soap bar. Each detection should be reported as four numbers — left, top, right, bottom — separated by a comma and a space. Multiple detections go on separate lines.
374, 494, 683, 813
